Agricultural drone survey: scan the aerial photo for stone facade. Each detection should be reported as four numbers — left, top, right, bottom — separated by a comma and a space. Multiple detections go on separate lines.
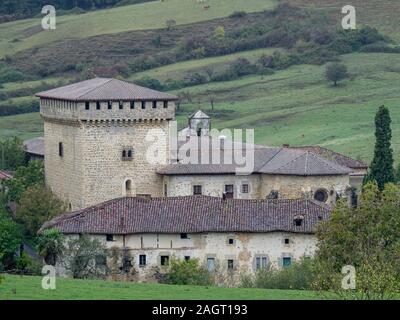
58, 232, 316, 284
164, 173, 350, 205
41, 98, 174, 209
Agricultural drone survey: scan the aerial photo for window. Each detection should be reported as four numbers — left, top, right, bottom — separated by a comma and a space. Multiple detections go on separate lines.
96, 102, 101, 110
58, 142, 63, 157
294, 218, 303, 227
227, 259, 234, 271
139, 254, 146, 267
256, 257, 268, 270
184, 256, 190, 261
314, 189, 328, 203
160, 255, 169, 266
122, 148, 133, 161
152, 101, 157, 109
141, 101, 146, 109
125, 180, 132, 195
163, 101, 168, 108
85, 102, 90, 110
130, 101, 135, 109
207, 258, 215, 271
180, 233, 188, 239
225, 184, 234, 199
242, 184, 249, 194
106, 234, 114, 242
193, 185, 202, 195
284, 238, 290, 245
228, 238, 234, 245
283, 257, 292, 268
119, 102, 123, 110
108, 102, 112, 110
164, 184, 167, 197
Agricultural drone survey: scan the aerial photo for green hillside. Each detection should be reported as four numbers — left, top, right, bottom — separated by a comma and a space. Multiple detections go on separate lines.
0, 0, 276, 57
0, 0, 400, 164
0, 274, 322, 300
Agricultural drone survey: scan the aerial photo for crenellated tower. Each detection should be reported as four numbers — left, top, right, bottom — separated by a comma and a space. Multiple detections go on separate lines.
37, 78, 177, 210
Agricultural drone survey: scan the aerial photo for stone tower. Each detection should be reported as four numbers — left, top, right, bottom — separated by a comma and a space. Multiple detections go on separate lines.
36, 78, 177, 210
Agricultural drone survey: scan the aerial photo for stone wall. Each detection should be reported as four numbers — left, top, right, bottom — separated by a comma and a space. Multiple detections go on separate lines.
164, 174, 261, 199
41, 98, 175, 209
58, 232, 317, 284
164, 173, 350, 204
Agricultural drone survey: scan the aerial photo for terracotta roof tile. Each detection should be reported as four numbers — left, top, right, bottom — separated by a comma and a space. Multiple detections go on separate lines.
36, 78, 178, 101
40, 196, 331, 235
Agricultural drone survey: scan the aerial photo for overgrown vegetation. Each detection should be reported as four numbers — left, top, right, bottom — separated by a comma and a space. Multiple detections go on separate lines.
163, 258, 213, 286
313, 182, 400, 299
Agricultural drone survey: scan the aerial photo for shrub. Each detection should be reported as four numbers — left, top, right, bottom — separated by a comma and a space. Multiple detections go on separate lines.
325, 62, 348, 86
15, 252, 42, 275
135, 77, 164, 91
254, 257, 317, 290
164, 258, 212, 286
229, 11, 247, 18
62, 235, 109, 279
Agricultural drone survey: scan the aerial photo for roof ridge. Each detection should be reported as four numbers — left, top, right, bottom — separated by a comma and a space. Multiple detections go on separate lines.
269, 150, 308, 173
76, 78, 113, 99
257, 147, 285, 171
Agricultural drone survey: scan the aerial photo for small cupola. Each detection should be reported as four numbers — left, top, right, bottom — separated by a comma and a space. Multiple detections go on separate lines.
188, 110, 211, 137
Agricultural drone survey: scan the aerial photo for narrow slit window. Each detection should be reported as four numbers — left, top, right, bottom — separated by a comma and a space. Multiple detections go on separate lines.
58, 142, 63, 157
152, 101, 157, 109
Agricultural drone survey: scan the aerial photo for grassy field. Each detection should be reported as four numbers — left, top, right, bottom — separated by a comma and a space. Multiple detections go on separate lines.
1, 52, 400, 163
172, 52, 400, 163
0, 113, 42, 140
289, 0, 400, 42
0, 274, 322, 300
0, 0, 276, 58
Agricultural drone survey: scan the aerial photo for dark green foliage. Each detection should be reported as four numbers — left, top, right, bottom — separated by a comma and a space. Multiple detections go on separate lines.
325, 62, 349, 86
37, 228, 64, 266
62, 235, 109, 279
314, 182, 400, 298
0, 0, 150, 21
0, 137, 27, 170
16, 184, 66, 237
396, 163, 400, 183
0, 100, 40, 117
135, 77, 163, 91
250, 257, 317, 290
0, 213, 22, 270
164, 258, 212, 286
4, 160, 44, 202
367, 105, 395, 190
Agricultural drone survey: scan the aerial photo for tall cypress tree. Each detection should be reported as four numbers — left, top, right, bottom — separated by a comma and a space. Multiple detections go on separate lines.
368, 105, 395, 190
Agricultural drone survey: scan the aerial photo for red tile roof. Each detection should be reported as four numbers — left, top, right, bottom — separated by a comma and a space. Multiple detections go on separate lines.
40, 196, 331, 235
0, 171, 12, 180
36, 78, 178, 101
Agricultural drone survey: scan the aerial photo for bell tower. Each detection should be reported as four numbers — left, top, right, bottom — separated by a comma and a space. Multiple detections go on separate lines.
37, 78, 177, 210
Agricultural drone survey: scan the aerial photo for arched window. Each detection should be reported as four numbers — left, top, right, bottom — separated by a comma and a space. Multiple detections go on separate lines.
125, 180, 132, 196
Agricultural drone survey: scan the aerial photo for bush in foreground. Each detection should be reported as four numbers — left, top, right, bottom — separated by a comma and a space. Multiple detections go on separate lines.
164, 258, 213, 286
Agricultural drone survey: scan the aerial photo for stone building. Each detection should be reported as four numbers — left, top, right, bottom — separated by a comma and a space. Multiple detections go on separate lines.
40, 195, 330, 283
36, 78, 368, 279
36, 78, 178, 210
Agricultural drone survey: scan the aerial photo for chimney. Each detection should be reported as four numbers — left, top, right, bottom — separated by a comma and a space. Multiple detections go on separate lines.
219, 135, 226, 149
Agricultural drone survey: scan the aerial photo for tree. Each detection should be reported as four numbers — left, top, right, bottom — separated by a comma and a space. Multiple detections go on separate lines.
37, 228, 65, 266
314, 182, 400, 299
367, 105, 395, 190
325, 62, 348, 86
165, 19, 176, 31
0, 137, 26, 170
16, 184, 66, 237
4, 160, 44, 202
62, 235, 109, 279
0, 214, 22, 270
